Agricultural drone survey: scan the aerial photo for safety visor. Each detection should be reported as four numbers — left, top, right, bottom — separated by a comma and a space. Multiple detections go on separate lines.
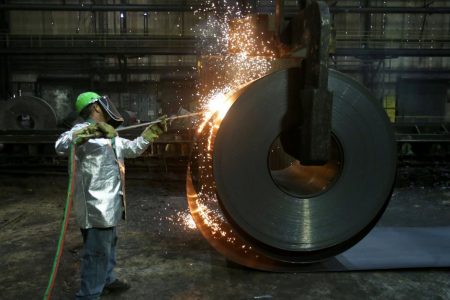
97, 96, 124, 128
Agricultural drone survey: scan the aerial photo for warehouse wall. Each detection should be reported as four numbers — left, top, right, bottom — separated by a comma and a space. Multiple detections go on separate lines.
5, 1, 200, 126
333, 0, 450, 121
9, 10, 196, 35
3, 0, 450, 124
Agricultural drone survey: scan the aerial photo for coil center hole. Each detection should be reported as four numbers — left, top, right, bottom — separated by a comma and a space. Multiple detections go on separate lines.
268, 134, 343, 198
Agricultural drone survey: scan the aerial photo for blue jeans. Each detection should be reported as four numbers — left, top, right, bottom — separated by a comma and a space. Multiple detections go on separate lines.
75, 227, 117, 300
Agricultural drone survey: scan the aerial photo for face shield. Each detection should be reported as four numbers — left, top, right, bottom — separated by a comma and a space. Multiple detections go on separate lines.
97, 96, 124, 128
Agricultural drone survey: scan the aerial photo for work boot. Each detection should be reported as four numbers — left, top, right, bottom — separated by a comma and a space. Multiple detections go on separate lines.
102, 279, 131, 295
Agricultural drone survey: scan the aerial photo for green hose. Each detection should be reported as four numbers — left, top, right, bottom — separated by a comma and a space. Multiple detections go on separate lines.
43, 144, 76, 300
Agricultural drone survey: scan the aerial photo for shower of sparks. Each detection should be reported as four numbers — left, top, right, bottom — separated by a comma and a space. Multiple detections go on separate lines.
184, 0, 275, 252
193, 0, 275, 120
169, 210, 197, 230
161, 203, 197, 231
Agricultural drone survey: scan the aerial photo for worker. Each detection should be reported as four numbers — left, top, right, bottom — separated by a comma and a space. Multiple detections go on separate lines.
55, 92, 166, 299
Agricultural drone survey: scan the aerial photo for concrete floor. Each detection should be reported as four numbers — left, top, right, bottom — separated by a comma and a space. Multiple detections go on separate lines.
0, 170, 449, 300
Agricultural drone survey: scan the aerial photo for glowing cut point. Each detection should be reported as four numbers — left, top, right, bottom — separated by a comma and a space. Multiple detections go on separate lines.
197, 90, 233, 134
206, 92, 233, 120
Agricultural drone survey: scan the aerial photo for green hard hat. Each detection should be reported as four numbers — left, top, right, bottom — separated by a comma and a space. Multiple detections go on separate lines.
75, 91, 101, 113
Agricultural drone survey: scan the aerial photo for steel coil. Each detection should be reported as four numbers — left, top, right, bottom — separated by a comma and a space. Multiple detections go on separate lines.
187, 68, 396, 270
0, 96, 57, 129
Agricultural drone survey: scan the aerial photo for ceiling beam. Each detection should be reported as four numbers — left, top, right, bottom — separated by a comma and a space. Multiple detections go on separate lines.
0, 4, 201, 12
0, 4, 449, 14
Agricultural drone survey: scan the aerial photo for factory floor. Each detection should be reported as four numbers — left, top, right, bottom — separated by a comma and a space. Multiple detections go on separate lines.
0, 167, 449, 300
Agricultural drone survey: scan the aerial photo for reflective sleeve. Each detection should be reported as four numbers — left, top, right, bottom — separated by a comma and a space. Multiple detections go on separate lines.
117, 136, 150, 159
55, 130, 74, 156
55, 123, 87, 156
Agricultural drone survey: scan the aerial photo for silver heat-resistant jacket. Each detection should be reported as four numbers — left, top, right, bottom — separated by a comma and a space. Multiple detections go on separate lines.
55, 122, 150, 229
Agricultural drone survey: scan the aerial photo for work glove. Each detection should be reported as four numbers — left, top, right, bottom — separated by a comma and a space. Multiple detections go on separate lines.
97, 122, 118, 139
72, 124, 103, 145
141, 115, 168, 142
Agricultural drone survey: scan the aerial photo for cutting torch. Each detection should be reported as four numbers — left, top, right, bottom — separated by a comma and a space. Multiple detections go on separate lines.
75, 111, 204, 140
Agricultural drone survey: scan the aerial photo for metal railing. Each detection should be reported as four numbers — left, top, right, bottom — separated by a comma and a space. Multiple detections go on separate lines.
335, 30, 450, 49
0, 33, 197, 49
